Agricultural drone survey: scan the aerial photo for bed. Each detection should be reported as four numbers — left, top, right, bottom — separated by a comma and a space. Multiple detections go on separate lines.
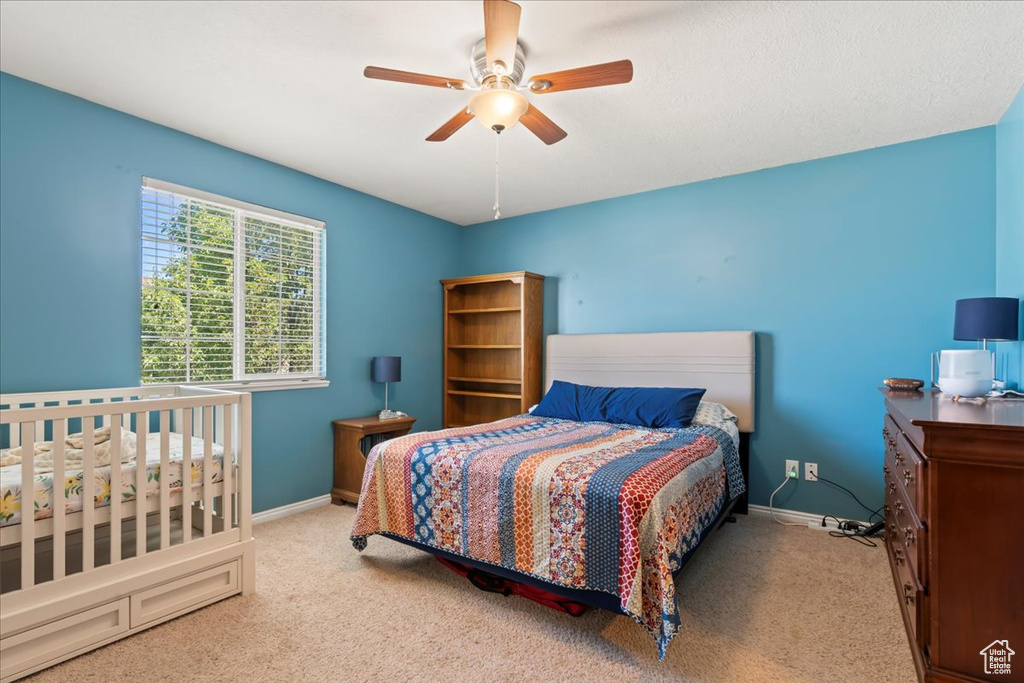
350, 331, 754, 657
0, 386, 254, 683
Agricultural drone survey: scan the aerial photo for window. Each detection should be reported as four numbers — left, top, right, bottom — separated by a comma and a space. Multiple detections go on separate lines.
141, 178, 325, 388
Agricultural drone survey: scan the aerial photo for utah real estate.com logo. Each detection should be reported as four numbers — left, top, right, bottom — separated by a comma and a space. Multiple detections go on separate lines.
980, 640, 1014, 676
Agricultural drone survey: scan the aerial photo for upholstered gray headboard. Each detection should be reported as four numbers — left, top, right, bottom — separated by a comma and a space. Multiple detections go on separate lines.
544, 331, 756, 432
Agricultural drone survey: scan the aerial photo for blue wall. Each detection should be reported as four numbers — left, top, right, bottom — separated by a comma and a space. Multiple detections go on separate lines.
0, 70, 1007, 521
996, 83, 1024, 387
0, 73, 462, 513
461, 129, 996, 521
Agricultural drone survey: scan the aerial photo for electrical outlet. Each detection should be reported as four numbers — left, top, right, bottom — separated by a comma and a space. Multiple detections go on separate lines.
805, 462, 818, 481
785, 459, 799, 479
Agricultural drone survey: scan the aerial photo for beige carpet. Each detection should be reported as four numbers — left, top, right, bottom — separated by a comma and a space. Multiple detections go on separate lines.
27, 505, 915, 683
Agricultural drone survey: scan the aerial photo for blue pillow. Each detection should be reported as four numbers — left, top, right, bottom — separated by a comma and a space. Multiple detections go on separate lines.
532, 380, 706, 429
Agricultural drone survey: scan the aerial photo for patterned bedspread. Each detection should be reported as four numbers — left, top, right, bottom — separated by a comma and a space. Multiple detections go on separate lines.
350, 404, 745, 657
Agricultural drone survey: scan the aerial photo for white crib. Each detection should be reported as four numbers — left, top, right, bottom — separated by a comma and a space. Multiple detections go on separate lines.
0, 385, 254, 682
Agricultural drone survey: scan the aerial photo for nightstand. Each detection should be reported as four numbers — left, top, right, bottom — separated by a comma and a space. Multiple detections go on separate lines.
331, 415, 416, 505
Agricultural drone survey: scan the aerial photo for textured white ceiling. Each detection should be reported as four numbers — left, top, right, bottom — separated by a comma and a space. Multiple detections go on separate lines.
2, 1, 1023, 225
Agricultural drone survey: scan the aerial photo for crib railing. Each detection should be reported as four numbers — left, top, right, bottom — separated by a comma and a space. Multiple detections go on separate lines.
0, 385, 251, 594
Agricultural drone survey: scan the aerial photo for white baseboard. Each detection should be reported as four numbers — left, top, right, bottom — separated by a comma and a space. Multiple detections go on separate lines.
252, 494, 332, 525
748, 504, 867, 528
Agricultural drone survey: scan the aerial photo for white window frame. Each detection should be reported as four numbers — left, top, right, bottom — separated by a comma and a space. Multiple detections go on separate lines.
141, 177, 328, 392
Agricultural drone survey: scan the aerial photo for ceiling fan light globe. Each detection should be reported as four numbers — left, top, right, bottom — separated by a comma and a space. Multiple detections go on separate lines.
469, 88, 528, 131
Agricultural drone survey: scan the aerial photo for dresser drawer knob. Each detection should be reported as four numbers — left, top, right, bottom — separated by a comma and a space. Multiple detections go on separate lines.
903, 526, 916, 546
893, 546, 905, 565
893, 450, 904, 464
903, 582, 915, 605
894, 500, 904, 515
883, 503, 891, 517
888, 481, 897, 494
883, 465, 890, 475
903, 468, 914, 486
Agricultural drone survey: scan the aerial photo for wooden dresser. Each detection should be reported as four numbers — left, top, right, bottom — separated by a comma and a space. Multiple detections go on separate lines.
881, 389, 1024, 682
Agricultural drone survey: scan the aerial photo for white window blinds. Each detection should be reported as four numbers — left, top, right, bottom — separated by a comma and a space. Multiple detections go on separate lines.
141, 178, 325, 386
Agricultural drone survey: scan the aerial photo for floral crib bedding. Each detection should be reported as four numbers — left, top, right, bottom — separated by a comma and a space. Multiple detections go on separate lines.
351, 402, 745, 658
1, 433, 225, 527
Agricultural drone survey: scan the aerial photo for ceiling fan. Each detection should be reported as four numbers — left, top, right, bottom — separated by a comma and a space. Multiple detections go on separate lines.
363, 0, 634, 145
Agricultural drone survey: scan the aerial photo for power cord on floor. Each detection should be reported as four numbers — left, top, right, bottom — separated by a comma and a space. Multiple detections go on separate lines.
822, 514, 882, 547
769, 476, 804, 526
815, 475, 883, 523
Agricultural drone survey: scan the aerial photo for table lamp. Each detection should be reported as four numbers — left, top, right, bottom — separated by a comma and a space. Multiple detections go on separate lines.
936, 297, 1020, 397
371, 356, 402, 419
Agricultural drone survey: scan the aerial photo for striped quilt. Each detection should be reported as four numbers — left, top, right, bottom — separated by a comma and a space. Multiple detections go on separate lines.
350, 409, 744, 657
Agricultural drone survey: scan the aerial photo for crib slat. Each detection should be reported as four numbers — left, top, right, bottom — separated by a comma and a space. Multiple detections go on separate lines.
136, 413, 148, 558
221, 403, 233, 529
159, 410, 170, 549
110, 416, 122, 565
194, 406, 204, 440
215, 408, 225, 450
10, 419, 21, 448
181, 409, 192, 544
82, 420, 95, 572
20, 422, 35, 589
203, 406, 213, 537
52, 419, 66, 580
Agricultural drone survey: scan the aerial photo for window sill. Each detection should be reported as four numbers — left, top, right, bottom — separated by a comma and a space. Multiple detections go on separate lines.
147, 379, 331, 393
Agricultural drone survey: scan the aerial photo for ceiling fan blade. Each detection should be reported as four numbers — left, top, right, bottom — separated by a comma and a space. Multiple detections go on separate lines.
527, 60, 633, 94
519, 105, 567, 145
426, 108, 475, 142
364, 66, 466, 90
483, 0, 521, 75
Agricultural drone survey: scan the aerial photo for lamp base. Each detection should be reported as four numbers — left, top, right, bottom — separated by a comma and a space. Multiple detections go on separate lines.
378, 409, 404, 420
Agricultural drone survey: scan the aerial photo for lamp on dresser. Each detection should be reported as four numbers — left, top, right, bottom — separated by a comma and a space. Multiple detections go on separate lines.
953, 297, 1020, 390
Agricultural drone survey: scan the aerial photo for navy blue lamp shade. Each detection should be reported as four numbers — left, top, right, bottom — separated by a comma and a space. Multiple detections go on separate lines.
953, 298, 1020, 342
371, 356, 401, 383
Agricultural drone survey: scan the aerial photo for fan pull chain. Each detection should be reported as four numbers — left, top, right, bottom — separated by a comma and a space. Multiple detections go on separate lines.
493, 131, 501, 220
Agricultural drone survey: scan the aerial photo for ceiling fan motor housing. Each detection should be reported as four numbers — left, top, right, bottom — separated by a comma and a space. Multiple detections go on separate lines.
470, 37, 526, 86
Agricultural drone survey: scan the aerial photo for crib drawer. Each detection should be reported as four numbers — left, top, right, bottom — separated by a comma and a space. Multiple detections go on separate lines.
130, 560, 239, 629
0, 599, 129, 681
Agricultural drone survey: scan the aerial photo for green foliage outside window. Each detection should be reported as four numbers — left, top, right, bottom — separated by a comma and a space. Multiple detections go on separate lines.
142, 199, 317, 384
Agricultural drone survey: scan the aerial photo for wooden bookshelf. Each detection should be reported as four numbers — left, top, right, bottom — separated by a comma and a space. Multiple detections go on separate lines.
441, 271, 544, 428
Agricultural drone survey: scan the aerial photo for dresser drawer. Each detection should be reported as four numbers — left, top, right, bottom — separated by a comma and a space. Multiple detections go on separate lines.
888, 532, 925, 648
882, 414, 901, 452
892, 433, 925, 518
885, 472, 926, 585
